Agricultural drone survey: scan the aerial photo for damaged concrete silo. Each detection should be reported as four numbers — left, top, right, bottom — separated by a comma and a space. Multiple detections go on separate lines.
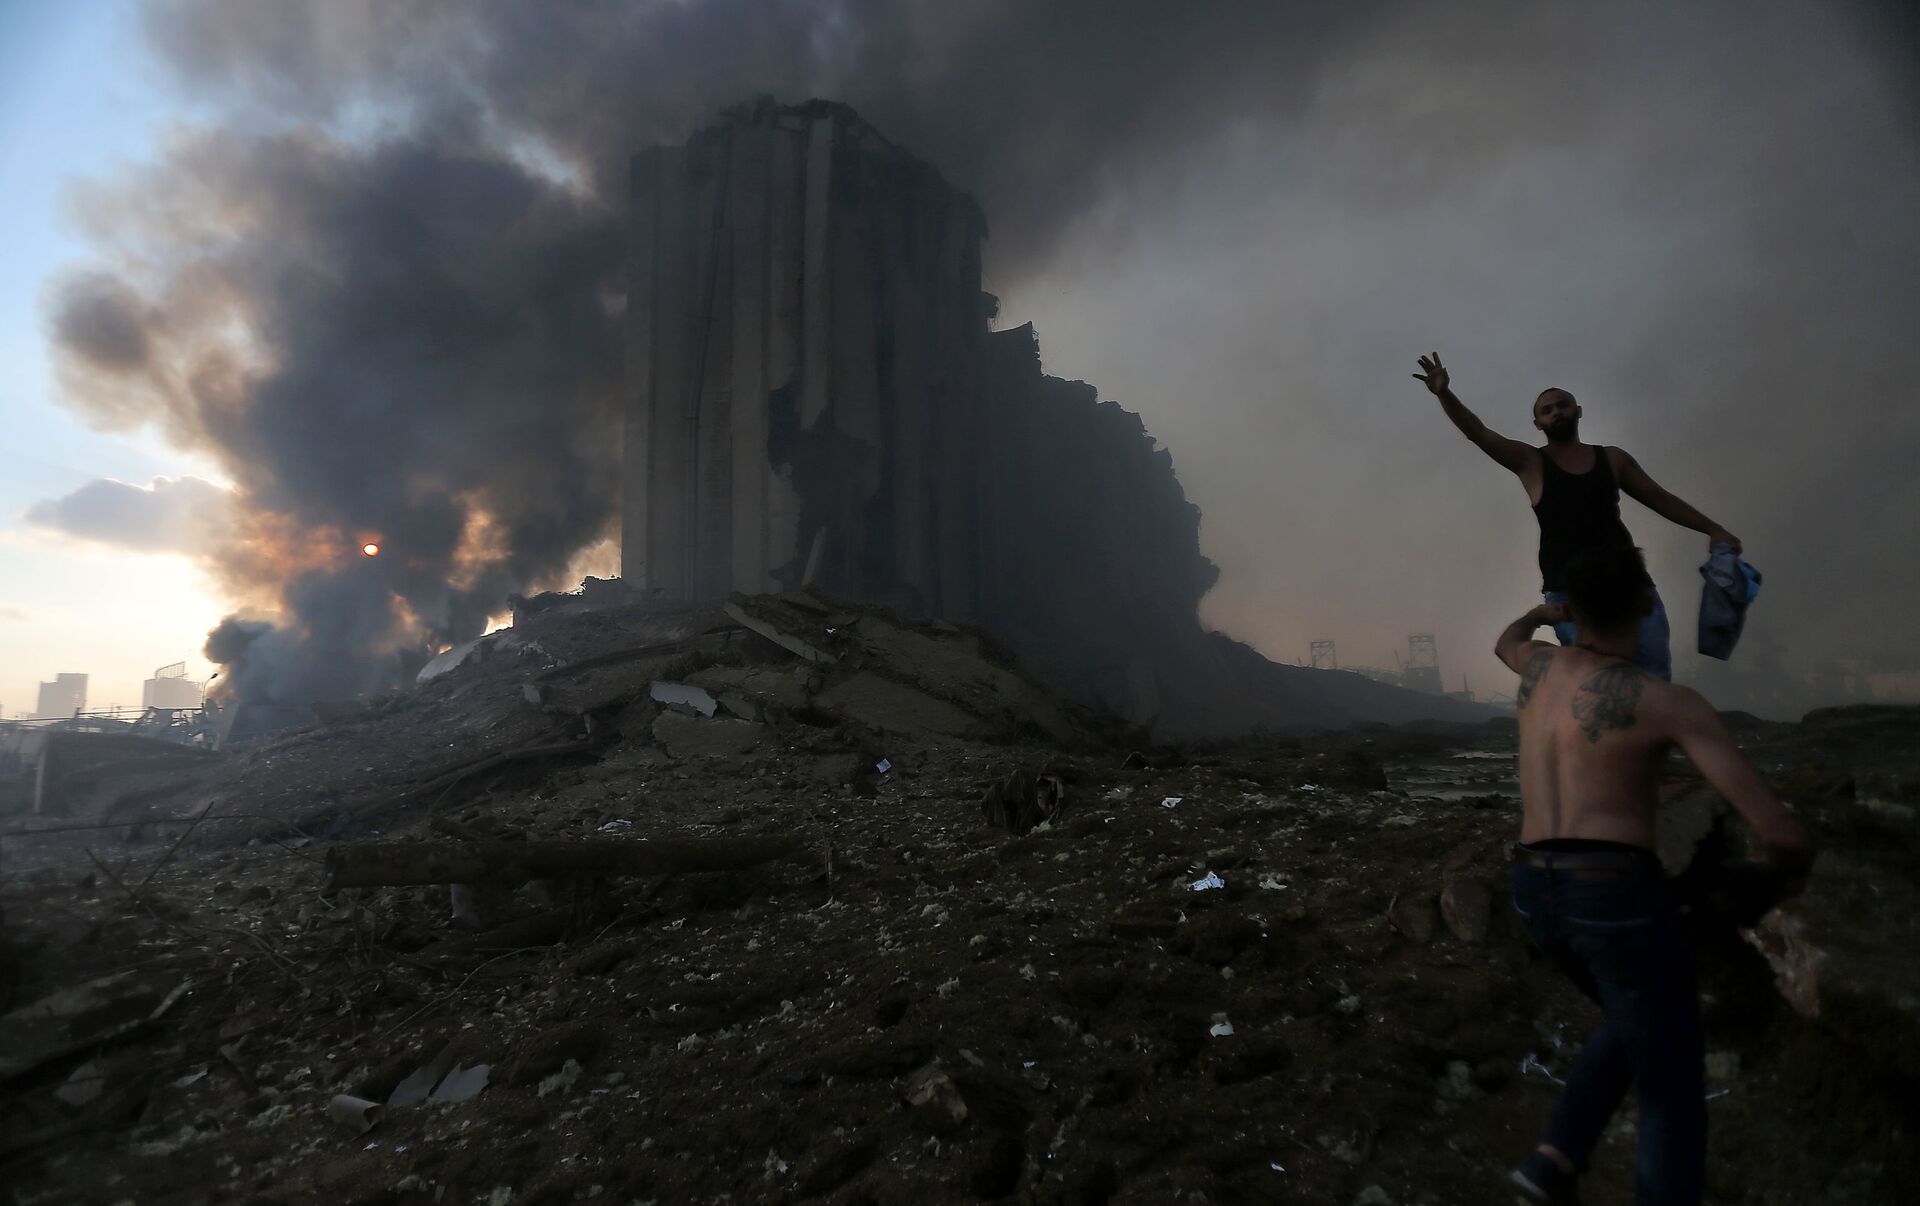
623, 99, 1489, 737
623, 98, 991, 616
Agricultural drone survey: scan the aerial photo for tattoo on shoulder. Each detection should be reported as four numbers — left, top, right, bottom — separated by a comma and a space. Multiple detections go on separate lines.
1571, 664, 1644, 743
1516, 650, 1553, 708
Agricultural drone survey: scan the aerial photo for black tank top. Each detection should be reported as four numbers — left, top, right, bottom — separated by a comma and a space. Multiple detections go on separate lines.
1533, 446, 1636, 591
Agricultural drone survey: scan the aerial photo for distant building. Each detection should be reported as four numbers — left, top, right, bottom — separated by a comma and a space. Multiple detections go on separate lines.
142, 663, 205, 711
34, 673, 88, 719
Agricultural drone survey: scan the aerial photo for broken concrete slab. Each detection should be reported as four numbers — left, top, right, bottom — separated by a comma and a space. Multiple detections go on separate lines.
0, 972, 190, 1081
536, 653, 702, 717
55, 1059, 106, 1108
28, 731, 214, 818
416, 639, 484, 684
716, 693, 760, 721
850, 614, 1082, 744
1388, 893, 1438, 945
649, 681, 719, 717
652, 711, 773, 758
816, 672, 978, 738
1439, 874, 1492, 944
1742, 848, 1920, 1082
724, 601, 836, 664
684, 664, 812, 712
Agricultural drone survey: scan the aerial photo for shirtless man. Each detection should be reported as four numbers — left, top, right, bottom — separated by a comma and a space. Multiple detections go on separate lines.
1415, 352, 1742, 679
1494, 546, 1811, 1204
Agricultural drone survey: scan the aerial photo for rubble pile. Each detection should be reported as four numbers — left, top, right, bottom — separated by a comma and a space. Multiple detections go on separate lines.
1, 601, 1914, 1203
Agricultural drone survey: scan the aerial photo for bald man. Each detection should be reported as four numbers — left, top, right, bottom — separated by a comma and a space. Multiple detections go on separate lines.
1413, 354, 1741, 679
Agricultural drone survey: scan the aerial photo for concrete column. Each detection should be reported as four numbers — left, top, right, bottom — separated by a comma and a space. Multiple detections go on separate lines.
728, 119, 773, 593
647, 143, 695, 594
882, 170, 932, 608
622, 149, 661, 589
694, 133, 735, 600
938, 199, 987, 622
765, 119, 805, 578
829, 151, 883, 588
799, 113, 836, 433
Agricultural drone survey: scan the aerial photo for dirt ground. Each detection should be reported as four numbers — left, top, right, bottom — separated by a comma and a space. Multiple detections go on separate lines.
2, 597, 1914, 1205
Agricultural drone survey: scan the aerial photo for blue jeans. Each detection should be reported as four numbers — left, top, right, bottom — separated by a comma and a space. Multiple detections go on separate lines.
1512, 858, 1705, 1205
1543, 588, 1672, 680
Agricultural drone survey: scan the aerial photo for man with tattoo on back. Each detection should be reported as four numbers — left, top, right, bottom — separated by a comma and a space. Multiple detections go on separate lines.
1413, 352, 1743, 680
1494, 547, 1812, 1205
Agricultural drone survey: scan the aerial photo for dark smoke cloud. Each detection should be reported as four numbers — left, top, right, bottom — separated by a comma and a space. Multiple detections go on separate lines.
56, 0, 1396, 704
137, 0, 1386, 268
51, 273, 155, 372
24, 475, 233, 555
53, 124, 622, 701
47, 0, 1919, 713
989, 0, 1919, 715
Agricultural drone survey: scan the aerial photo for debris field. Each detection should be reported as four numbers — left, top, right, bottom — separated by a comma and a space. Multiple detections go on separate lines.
2, 593, 1915, 1204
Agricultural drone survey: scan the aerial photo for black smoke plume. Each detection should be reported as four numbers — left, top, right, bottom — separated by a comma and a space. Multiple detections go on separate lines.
45, 0, 1920, 712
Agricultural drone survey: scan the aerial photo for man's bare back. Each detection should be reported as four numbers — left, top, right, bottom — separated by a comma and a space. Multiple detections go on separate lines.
1496, 604, 1809, 858
1510, 644, 1667, 847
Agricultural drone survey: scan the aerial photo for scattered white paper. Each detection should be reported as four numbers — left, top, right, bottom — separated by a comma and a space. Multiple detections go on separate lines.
1159, 796, 1183, 809
1189, 871, 1226, 892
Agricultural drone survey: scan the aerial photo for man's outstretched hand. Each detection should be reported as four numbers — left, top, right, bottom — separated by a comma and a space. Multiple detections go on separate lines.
1412, 353, 1449, 396
1708, 527, 1744, 555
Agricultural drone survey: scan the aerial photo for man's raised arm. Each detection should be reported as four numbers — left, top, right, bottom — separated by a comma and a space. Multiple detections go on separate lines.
1413, 353, 1536, 475
1495, 603, 1563, 675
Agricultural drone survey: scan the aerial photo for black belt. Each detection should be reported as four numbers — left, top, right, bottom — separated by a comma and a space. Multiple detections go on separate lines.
1511, 844, 1659, 874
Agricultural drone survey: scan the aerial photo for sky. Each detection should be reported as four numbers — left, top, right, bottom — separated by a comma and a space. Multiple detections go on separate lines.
0, 1, 229, 715
2, 0, 1915, 720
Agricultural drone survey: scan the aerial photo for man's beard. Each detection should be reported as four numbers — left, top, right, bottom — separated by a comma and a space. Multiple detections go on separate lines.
1543, 418, 1578, 441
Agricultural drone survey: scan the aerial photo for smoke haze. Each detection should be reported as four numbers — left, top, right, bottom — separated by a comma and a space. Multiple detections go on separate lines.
43, 0, 1918, 713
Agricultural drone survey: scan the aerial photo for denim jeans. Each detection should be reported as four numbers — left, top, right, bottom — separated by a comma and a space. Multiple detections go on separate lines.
1543, 587, 1672, 680
1512, 856, 1705, 1205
